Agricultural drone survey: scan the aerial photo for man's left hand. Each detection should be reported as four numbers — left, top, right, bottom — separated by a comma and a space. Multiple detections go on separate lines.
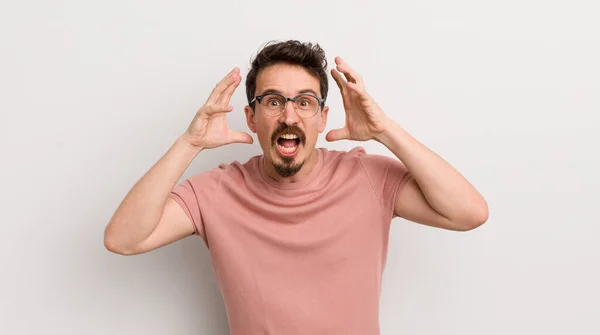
326, 56, 391, 142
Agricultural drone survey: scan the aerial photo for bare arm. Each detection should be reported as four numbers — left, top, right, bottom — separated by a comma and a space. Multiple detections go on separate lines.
377, 122, 489, 231
327, 56, 488, 231
104, 67, 252, 255
104, 137, 202, 255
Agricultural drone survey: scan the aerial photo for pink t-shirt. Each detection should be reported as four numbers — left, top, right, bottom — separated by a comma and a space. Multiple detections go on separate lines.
170, 146, 412, 334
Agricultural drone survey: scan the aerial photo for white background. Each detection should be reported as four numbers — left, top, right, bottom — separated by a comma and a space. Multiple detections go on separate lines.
1, 0, 599, 334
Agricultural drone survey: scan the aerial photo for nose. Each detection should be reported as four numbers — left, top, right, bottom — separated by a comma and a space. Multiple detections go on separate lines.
278, 100, 300, 126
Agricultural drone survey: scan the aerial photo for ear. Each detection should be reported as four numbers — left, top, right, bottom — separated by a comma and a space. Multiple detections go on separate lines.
244, 105, 257, 133
318, 106, 329, 133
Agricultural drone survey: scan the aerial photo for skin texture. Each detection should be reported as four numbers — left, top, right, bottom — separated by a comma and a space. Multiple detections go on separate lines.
104, 67, 253, 255
327, 56, 489, 231
244, 64, 329, 183
105, 55, 489, 257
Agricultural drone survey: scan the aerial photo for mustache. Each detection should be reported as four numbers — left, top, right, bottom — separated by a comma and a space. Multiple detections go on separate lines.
271, 124, 306, 145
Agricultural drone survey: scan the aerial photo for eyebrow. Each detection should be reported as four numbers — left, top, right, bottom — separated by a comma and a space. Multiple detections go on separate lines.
259, 88, 320, 98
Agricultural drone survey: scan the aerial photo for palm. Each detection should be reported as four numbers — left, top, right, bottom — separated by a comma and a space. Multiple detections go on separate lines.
204, 115, 231, 146
327, 57, 390, 142
183, 67, 252, 149
188, 113, 234, 149
341, 86, 388, 141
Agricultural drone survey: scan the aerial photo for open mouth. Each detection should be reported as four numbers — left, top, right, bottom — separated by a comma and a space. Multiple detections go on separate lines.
276, 134, 301, 156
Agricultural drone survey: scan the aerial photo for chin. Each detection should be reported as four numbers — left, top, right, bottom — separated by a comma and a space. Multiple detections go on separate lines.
270, 144, 306, 177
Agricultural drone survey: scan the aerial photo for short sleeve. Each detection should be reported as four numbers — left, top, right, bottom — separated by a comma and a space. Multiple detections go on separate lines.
358, 153, 412, 221
169, 168, 224, 247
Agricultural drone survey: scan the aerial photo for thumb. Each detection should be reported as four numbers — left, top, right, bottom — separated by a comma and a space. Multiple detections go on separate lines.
326, 127, 350, 142
227, 131, 254, 145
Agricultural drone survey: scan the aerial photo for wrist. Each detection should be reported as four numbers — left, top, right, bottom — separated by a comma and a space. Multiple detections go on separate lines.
176, 134, 204, 155
373, 119, 401, 146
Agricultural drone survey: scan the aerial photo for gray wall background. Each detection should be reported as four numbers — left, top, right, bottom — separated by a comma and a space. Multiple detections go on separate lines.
1, 0, 598, 334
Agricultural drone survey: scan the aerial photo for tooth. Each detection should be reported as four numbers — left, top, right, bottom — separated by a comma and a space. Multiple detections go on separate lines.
276, 143, 297, 153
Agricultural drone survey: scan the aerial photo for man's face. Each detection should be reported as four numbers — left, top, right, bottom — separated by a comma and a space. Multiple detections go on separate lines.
244, 63, 329, 178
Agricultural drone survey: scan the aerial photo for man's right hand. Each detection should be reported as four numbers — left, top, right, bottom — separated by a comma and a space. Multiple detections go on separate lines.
182, 67, 253, 150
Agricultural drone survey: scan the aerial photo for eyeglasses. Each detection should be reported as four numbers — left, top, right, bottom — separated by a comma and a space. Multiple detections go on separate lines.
250, 92, 325, 118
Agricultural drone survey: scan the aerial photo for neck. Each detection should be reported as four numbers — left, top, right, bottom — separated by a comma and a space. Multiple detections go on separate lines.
263, 148, 319, 183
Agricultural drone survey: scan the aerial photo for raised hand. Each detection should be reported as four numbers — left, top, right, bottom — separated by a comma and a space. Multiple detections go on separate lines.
326, 57, 391, 142
182, 67, 253, 149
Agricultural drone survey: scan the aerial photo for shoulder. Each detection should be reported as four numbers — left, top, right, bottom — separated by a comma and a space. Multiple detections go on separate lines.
358, 151, 407, 171
317, 146, 388, 182
322, 146, 410, 184
320, 145, 401, 169
183, 164, 227, 192
320, 145, 366, 166
201, 153, 262, 185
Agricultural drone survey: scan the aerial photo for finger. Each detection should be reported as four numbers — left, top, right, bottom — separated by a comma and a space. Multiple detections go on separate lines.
227, 131, 254, 145
202, 104, 234, 116
335, 56, 363, 86
216, 73, 241, 106
325, 127, 350, 142
209, 69, 239, 104
206, 67, 240, 105
330, 69, 347, 94
346, 81, 371, 102
337, 65, 361, 86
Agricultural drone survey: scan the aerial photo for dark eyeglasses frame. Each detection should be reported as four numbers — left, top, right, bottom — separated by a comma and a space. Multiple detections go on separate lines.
250, 92, 326, 118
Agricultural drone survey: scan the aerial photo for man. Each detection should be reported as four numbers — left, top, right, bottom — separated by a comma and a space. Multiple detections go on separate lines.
104, 40, 488, 334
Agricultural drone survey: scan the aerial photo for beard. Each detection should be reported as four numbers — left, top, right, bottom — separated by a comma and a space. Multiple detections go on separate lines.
273, 157, 304, 177
270, 124, 307, 177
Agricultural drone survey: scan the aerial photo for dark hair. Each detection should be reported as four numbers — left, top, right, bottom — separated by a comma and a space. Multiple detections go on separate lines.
245, 40, 328, 107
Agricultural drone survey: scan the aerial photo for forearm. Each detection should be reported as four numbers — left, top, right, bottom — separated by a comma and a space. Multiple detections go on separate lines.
375, 120, 488, 224
104, 135, 202, 248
